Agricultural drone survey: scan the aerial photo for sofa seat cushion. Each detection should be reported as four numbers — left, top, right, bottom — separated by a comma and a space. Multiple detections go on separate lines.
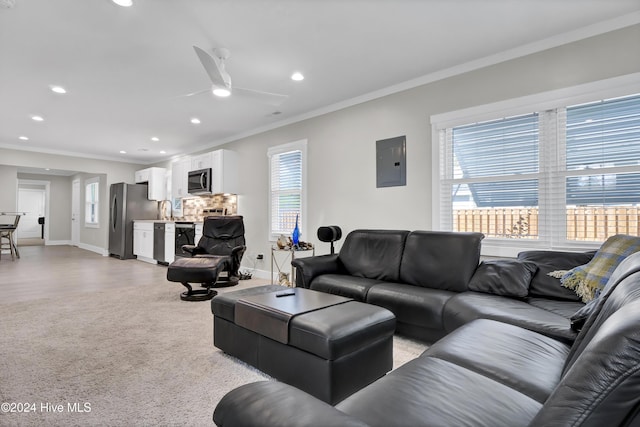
337, 355, 541, 427
366, 282, 455, 330
310, 274, 384, 301
443, 292, 577, 343
526, 297, 585, 318
424, 319, 570, 403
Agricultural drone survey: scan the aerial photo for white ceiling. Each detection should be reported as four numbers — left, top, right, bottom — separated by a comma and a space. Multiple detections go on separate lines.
1, 0, 639, 164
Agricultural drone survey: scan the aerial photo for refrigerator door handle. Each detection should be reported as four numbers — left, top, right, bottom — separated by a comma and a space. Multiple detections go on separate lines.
112, 195, 118, 232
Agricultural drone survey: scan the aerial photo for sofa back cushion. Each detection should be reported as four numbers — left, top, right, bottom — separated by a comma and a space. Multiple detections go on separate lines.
562, 251, 640, 374
399, 231, 483, 292
338, 230, 409, 282
529, 264, 640, 426
517, 250, 595, 301
468, 259, 537, 298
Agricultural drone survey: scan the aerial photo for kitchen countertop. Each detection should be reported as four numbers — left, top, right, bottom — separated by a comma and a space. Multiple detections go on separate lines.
133, 219, 204, 224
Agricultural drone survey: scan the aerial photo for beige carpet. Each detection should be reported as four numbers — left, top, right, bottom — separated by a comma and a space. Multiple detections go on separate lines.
0, 280, 427, 426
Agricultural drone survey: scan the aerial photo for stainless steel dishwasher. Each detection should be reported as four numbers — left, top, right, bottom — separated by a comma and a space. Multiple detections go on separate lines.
153, 222, 167, 264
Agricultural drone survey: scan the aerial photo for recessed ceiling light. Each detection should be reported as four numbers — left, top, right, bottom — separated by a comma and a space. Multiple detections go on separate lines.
31, 115, 44, 121
112, 0, 132, 7
45, 168, 51, 171
19, 136, 29, 141
151, 137, 159, 142
50, 85, 67, 94
190, 118, 201, 124
119, 150, 127, 154
291, 72, 304, 81
160, 150, 166, 154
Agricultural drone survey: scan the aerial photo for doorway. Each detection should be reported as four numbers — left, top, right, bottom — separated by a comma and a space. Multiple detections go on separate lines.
17, 180, 50, 246
72, 179, 80, 247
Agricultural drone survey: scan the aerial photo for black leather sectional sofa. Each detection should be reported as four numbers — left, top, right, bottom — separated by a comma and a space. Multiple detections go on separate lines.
293, 230, 590, 344
213, 230, 640, 426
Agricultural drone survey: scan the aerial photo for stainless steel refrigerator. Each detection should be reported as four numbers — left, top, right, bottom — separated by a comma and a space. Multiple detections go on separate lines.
109, 183, 158, 259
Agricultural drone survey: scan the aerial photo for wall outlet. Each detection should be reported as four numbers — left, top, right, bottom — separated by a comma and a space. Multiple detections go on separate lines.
256, 253, 264, 260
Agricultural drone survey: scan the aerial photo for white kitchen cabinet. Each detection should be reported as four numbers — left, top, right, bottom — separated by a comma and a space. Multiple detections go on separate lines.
211, 149, 238, 194
191, 152, 213, 171
134, 168, 150, 184
165, 223, 176, 263
135, 167, 167, 201
195, 222, 203, 245
188, 149, 238, 194
133, 221, 155, 263
171, 157, 190, 199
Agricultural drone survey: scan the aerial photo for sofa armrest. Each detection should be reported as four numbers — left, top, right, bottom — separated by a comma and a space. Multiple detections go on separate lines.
213, 381, 368, 427
291, 254, 341, 288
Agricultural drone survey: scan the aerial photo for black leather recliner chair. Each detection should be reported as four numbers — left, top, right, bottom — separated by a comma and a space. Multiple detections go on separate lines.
167, 215, 246, 301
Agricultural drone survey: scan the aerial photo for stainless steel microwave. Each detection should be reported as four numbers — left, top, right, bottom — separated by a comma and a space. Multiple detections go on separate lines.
187, 168, 212, 194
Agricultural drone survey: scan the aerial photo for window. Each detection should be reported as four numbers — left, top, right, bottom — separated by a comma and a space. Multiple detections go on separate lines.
268, 140, 307, 240
433, 79, 640, 254
85, 178, 99, 227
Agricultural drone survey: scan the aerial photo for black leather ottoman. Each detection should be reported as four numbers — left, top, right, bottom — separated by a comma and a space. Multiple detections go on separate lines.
211, 285, 396, 404
167, 256, 226, 301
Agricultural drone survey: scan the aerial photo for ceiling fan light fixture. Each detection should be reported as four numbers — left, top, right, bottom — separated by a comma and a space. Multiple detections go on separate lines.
212, 86, 231, 97
50, 85, 67, 94
112, 0, 133, 7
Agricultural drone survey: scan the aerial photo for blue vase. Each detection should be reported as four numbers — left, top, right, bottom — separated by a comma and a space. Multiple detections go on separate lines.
292, 215, 300, 247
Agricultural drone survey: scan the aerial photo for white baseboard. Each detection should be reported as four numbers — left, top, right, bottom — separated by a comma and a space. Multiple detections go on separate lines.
78, 243, 109, 256
242, 267, 271, 281
45, 241, 109, 256
136, 255, 157, 265
46, 240, 71, 246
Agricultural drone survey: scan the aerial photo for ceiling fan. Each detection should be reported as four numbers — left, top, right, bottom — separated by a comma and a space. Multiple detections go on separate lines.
190, 45, 289, 106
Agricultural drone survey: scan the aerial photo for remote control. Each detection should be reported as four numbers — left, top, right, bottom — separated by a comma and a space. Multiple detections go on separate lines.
275, 291, 296, 297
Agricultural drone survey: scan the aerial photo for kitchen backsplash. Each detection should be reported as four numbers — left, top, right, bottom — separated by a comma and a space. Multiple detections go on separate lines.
180, 194, 238, 221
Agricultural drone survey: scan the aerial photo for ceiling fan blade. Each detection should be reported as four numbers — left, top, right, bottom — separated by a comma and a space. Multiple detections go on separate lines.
172, 88, 210, 99
193, 45, 226, 87
233, 86, 289, 107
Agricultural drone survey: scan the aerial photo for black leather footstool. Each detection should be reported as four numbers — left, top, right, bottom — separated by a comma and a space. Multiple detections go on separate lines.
167, 257, 226, 301
211, 285, 396, 404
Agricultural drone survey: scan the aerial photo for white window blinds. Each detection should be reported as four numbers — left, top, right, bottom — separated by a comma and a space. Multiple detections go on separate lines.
85, 179, 99, 226
441, 114, 541, 239
268, 140, 306, 239
438, 92, 640, 247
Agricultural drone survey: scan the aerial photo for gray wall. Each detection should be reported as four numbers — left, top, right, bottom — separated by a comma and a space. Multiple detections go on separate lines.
17, 173, 73, 242
2, 25, 639, 259
161, 25, 640, 268
0, 165, 18, 212
0, 149, 144, 251
71, 172, 109, 250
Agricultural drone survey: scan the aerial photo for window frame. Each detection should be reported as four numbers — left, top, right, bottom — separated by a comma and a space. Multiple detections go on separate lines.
267, 139, 307, 242
84, 177, 100, 228
431, 73, 640, 257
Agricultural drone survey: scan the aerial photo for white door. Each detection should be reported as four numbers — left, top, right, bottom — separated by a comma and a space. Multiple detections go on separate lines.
72, 179, 80, 246
17, 188, 45, 239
